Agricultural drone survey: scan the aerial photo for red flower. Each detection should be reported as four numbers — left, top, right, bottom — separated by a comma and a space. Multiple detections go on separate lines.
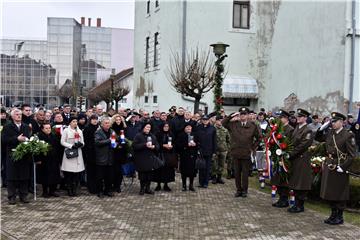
280, 143, 287, 149
276, 133, 282, 140
270, 139, 275, 145
272, 125, 278, 131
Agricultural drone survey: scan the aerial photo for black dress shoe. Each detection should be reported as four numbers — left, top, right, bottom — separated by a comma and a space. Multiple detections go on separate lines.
189, 186, 196, 192
288, 206, 304, 213
97, 193, 104, 198
155, 185, 161, 191
20, 197, 29, 204
49, 192, 60, 197
182, 186, 187, 191
8, 198, 16, 205
241, 192, 247, 198
217, 178, 225, 184
139, 190, 145, 195
145, 189, 154, 195
234, 192, 242, 198
104, 192, 114, 197
273, 200, 289, 208
163, 185, 171, 192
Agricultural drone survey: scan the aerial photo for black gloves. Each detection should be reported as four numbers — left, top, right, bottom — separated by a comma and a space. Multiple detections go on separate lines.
72, 142, 84, 149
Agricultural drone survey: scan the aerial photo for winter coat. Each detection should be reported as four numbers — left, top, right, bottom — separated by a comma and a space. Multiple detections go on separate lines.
2, 121, 32, 181
176, 131, 198, 177
83, 123, 98, 165
315, 128, 356, 201
288, 124, 313, 190
195, 124, 217, 157
35, 131, 61, 185
132, 132, 160, 172
125, 121, 142, 141
94, 127, 114, 166
60, 127, 85, 173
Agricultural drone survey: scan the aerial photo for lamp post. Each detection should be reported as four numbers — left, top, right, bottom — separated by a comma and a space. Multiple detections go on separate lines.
210, 42, 229, 114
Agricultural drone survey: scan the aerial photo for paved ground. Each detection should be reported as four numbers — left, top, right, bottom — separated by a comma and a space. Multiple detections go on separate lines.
1, 175, 360, 240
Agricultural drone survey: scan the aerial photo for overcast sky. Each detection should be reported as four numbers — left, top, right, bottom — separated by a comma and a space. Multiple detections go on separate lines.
0, 0, 135, 40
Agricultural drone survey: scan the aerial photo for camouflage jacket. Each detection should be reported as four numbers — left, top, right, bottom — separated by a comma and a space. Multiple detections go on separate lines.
215, 125, 231, 152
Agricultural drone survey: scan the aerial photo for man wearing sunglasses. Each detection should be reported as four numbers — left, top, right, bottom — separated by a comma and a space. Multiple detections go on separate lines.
315, 112, 356, 225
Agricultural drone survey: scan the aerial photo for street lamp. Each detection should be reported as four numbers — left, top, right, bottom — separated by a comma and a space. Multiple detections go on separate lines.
210, 42, 229, 114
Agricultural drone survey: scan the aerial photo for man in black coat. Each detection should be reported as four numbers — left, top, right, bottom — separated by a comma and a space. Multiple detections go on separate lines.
2, 108, 31, 204
125, 113, 142, 141
195, 115, 217, 188
61, 104, 71, 125
94, 117, 115, 198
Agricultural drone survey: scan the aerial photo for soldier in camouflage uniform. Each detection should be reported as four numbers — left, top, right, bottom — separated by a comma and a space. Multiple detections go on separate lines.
211, 116, 231, 184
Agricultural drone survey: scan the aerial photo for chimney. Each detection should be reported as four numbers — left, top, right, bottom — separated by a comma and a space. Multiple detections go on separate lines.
81, 17, 85, 25
97, 18, 102, 27
88, 18, 91, 27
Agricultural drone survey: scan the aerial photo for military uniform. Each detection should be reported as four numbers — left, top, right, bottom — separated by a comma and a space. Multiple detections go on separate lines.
315, 112, 356, 225
223, 107, 260, 197
211, 124, 231, 184
271, 110, 294, 208
288, 109, 314, 213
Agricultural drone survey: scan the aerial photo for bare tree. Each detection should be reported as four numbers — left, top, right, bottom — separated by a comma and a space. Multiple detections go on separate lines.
168, 48, 216, 113
112, 86, 130, 112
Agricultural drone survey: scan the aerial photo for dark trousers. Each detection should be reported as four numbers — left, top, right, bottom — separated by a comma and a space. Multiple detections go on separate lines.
199, 155, 212, 186
63, 172, 80, 189
234, 158, 251, 193
96, 165, 113, 194
1, 155, 7, 187
278, 186, 289, 199
42, 184, 57, 195
181, 175, 194, 187
113, 161, 123, 191
7, 180, 28, 200
330, 200, 346, 210
294, 190, 308, 207
86, 164, 97, 194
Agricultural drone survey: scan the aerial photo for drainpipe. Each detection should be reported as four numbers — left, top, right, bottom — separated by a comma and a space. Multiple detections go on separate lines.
348, 0, 356, 113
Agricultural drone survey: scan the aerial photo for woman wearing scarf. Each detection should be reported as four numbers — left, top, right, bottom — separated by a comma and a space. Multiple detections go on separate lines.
153, 122, 176, 191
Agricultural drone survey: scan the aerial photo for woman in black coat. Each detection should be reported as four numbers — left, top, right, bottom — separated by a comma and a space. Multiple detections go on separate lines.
176, 124, 198, 192
82, 115, 99, 194
153, 122, 176, 191
111, 114, 127, 192
36, 123, 61, 197
133, 123, 160, 195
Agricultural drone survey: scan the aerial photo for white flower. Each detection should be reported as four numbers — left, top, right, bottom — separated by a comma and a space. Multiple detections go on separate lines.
276, 149, 282, 156
23, 142, 29, 145
40, 140, 45, 144
321, 157, 325, 161
267, 150, 272, 157
30, 136, 34, 141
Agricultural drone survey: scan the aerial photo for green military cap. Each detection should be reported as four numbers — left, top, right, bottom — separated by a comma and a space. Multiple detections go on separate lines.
279, 109, 291, 118
331, 112, 346, 122
296, 108, 310, 117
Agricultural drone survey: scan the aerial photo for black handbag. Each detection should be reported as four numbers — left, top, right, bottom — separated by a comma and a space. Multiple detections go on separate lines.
195, 151, 206, 170
65, 148, 78, 159
151, 155, 165, 170
161, 152, 178, 168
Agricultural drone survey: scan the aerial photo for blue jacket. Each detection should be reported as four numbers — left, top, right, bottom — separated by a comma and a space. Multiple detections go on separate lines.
195, 124, 217, 157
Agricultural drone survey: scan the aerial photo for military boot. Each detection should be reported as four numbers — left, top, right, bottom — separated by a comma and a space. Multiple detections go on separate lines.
329, 209, 344, 225
217, 175, 225, 184
324, 208, 337, 224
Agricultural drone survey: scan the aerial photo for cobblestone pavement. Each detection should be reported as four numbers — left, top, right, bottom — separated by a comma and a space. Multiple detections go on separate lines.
1, 175, 360, 240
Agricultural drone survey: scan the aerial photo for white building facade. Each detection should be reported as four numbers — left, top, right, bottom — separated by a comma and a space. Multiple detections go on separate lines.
133, 0, 359, 115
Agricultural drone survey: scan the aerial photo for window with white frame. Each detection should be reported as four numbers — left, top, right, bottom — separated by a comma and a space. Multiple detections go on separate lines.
233, 1, 250, 29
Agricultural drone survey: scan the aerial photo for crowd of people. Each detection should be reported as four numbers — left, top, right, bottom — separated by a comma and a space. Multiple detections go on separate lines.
1, 103, 359, 225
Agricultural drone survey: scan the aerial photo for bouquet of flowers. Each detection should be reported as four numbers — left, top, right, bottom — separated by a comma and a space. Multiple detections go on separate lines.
264, 118, 293, 183
310, 156, 325, 174
12, 135, 51, 162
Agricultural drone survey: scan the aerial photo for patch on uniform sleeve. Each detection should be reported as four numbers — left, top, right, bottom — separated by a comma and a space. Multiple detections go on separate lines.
306, 133, 312, 140
351, 137, 356, 146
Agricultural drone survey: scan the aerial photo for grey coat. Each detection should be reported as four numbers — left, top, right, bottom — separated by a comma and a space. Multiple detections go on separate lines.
94, 127, 114, 166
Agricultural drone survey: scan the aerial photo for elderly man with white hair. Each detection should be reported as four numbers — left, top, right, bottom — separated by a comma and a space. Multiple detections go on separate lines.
2, 108, 32, 205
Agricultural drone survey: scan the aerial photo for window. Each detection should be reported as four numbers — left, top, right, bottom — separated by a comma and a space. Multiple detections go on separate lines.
154, 32, 159, 67
223, 98, 250, 106
145, 37, 150, 68
144, 95, 149, 104
233, 1, 250, 29
155, 0, 159, 8
153, 95, 158, 104
147, 0, 150, 14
